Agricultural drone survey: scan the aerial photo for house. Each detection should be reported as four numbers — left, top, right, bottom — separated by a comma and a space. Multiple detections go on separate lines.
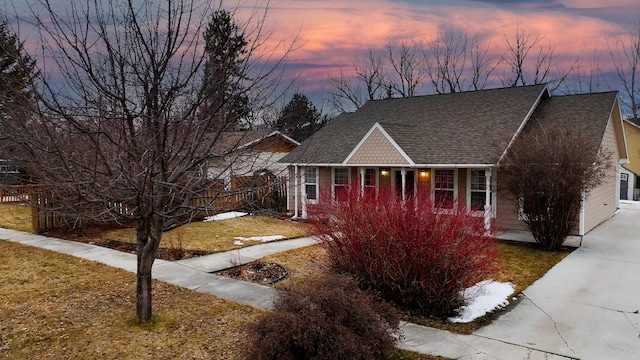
280, 84, 628, 236
207, 130, 300, 190
621, 119, 640, 201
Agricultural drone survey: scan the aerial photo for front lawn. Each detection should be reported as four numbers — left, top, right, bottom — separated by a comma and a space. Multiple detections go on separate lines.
0, 203, 312, 254
0, 240, 438, 360
101, 215, 312, 253
0, 203, 32, 232
262, 241, 572, 334
0, 240, 263, 359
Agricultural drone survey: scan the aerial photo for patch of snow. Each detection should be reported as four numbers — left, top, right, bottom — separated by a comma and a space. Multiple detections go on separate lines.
233, 240, 244, 246
233, 235, 286, 243
203, 211, 248, 222
448, 280, 515, 324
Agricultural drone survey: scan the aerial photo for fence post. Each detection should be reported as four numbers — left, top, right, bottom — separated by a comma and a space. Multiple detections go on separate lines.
30, 191, 39, 232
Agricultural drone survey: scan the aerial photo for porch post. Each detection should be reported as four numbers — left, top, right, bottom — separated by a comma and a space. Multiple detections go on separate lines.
401, 169, 407, 201
293, 166, 299, 219
360, 167, 365, 195
484, 168, 492, 234
301, 167, 307, 219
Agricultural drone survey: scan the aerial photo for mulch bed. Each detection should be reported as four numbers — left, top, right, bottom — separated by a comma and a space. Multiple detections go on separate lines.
217, 262, 288, 285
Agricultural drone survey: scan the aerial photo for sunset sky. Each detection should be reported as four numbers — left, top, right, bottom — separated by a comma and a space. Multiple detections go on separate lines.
232, 0, 639, 110
6, 0, 639, 113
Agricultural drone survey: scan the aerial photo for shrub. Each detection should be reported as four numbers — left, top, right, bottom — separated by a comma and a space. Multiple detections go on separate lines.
498, 121, 613, 250
310, 185, 498, 317
246, 273, 399, 360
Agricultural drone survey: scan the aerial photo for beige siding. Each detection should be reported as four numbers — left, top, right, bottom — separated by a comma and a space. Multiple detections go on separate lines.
318, 167, 332, 199
287, 167, 295, 211
288, 166, 332, 216
417, 169, 430, 195
496, 192, 529, 231
347, 128, 409, 165
458, 169, 467, 206
583, 117, 620, 233
624, 121, 640, 175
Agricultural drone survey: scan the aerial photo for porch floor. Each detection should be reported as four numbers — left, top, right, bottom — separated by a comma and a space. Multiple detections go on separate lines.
496, 230, 582, 248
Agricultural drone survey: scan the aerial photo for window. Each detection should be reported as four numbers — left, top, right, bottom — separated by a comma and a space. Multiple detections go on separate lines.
470, 170, 488, 211
333, 168, 350, 201
434, 169, 455, 208
305, 167, 318, 201
364, 168, 376, 197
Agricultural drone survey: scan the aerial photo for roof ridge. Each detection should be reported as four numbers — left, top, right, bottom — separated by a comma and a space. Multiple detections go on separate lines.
551, 91, 618, 98
368, 84, 547, 103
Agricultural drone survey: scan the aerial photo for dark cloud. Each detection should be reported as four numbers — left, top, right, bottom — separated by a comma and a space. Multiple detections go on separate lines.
463, 0, 566, 10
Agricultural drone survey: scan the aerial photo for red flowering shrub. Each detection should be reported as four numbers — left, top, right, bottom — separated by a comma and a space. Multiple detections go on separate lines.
310, 185, 498, 317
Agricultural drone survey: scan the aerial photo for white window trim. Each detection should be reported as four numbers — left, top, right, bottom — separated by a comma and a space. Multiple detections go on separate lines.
332, 167, 351, 200
467, 169, 490, 214
304, 166, 319, 205
432, 168, 458, 206
360, 167, 379, 194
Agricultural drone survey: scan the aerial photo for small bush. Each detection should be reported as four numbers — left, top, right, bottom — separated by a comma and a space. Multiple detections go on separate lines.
247, 273, 400, 360
310, 185, 498, 317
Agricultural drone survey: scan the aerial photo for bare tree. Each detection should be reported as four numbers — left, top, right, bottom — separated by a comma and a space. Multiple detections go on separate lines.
500, 24, 572, 92
329, 47, 390, 112
608, 23, 640, 123
498, 121, 612, 250
386, 40, 426, 97
469, 36, 500, 91
425, 30, 469, 94
425, 30, 498, 94
4, 0, 293, 323
560, 50, 601, 95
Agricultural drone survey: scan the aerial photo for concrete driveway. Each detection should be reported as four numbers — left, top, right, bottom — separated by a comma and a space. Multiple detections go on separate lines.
475, 202, 640, 359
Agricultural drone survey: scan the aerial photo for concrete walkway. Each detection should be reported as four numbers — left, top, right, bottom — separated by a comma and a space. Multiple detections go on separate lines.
2, 203, 639, 359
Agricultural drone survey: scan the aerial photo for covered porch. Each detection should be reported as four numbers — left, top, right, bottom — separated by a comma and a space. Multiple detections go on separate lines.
289, 165, 497, 232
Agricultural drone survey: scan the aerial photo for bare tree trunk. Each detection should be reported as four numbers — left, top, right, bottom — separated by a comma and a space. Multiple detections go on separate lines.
135, 213, 164, 322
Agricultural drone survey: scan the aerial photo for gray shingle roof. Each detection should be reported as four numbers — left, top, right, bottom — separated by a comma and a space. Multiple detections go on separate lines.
281, 84, 549, 165
522, 91, 618, 162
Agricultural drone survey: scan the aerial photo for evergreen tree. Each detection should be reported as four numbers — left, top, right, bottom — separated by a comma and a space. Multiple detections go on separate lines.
276, 93, 326, 142
202, 10, 250, 130
0, 21, 35, 124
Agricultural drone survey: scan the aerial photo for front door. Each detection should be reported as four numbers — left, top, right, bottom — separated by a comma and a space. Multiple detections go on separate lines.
620, 173, 629, 200
394, 170, 415, 199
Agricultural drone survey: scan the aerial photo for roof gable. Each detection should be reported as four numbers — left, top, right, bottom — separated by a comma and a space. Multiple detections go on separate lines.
344, 123, 414, 165
517, 91, 623, 163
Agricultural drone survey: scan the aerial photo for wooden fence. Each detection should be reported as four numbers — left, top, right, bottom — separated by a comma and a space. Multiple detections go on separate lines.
193, 175, 288, 214
1, 177, 289, 231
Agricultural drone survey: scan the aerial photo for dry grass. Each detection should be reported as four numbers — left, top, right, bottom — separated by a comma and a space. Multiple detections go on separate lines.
0, 203, 32, 232
103, 215, 312, 253
262, 244, 328, 289
262, 241, 571, 335
493, 241, 571, 294
0, 239, 264, 359
0, 203, 311, 254
0, 240, 439, 360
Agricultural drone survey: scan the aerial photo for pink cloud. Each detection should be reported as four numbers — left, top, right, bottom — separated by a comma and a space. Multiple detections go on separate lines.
239, 0, 632, 90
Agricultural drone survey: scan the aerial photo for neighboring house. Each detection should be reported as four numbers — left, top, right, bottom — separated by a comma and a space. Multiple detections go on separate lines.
0, 159, 22, 185
280, 84, 628, 236
207, 130, 300, 189
621, 119, 640, 201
